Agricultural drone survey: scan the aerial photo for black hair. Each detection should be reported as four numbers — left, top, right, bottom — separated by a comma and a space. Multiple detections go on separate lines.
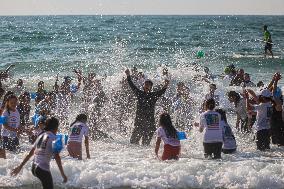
159, 113, 178, 139
205, 98, 215, 110
70, 114, 88, 127
264, 25, 268, 30
44, 117, 59, 131
227, 91, 241, 106
144, 80, 153, 87
257, 81, 264, 88
215, 109, 228, 123
5, 94, 17, 115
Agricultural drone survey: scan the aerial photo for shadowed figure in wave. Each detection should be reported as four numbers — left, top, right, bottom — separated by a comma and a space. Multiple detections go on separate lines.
125, 68, 169, 146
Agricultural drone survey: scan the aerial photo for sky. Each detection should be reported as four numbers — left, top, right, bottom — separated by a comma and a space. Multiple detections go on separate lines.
0, 0, 284, 15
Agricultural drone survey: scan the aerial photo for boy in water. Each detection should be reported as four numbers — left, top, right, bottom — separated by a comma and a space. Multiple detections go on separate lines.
263, 25, 274, 58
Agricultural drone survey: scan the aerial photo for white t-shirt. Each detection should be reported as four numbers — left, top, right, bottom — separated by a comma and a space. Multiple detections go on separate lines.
253, 102, 273, 131
236, 98, 248, 120
156, 127, 180, 147
205, 93, 220, 107
199, 110, 223, 143
220, 121, 237, 150
68, 121, 89, 143
1, 109, 20, 138
33, 131, 56, 172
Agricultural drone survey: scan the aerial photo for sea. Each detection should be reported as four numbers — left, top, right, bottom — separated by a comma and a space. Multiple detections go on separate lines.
0, 15, 284, 189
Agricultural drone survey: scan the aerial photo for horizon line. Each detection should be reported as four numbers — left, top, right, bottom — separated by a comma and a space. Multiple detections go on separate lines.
0, 14, 283, 16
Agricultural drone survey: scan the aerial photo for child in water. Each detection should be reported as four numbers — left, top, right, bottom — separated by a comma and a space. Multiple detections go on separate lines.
67, 114, 90, 160
245, 89, 273, 151
155, 113, 181, 161
215, 109, 237, 154
11, 117, 67, 189
198, 99, 223, 159
1, 94, 22, 152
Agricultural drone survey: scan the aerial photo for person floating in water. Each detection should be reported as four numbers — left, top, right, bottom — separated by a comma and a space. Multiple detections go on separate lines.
125, 68, 169, 146
263, 25, 274, 58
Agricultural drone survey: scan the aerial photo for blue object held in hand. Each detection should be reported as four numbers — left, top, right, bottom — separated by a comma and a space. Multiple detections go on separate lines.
52, 135, 63, 153
0, 116, 7, 124
70, 84, 78, 93
177, 131, 187, 140
30, 92, 37, 100
32, 114, 40, 127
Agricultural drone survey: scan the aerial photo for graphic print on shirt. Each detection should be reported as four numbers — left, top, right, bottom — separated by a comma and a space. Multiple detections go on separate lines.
71, 125, 83, 136
205, 114, 220, 130
9, 115, 18, 128
37, 135, 49, 150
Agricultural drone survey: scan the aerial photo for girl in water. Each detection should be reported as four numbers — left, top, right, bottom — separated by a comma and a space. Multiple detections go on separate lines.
155, 113, 181, 161
215, 109, 237, 154
11, 117, 67, 189
67, 114, 90, 160
1, 94, 22, 152
198, 99, 223, 159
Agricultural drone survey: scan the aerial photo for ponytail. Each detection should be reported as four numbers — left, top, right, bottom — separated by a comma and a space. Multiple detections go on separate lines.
70, 114, 88, 127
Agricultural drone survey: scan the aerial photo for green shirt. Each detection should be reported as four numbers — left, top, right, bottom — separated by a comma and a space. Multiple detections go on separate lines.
264, 30, 272, 42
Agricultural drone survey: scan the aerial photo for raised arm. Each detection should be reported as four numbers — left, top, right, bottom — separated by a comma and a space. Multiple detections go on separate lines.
153, 79, 169, 98
125, 69, 141, 96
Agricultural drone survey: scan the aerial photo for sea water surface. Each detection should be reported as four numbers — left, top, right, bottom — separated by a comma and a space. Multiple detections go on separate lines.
0, 15, 284, 189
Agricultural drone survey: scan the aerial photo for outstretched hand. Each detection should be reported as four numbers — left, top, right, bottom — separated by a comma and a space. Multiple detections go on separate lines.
125, 69, 130, 76
11, 166, 22, 176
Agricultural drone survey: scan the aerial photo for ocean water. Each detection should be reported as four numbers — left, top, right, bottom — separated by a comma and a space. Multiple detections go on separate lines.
0, 15, 284, 189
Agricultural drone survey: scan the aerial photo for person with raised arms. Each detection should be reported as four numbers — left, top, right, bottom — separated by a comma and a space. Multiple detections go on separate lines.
125, 68, 169, 146
11, 117, 67, 189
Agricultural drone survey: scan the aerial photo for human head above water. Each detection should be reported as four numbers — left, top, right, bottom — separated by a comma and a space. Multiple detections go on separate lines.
227, 91, 240, 103
205, 98, 216, 110
215, 109, 227, 123
5, 94, 18, 111
263, 25, 268, 31
143, 79, 153, 93
159, 113, 177, 138
44, 117, 59, 133
75, 114, 88, 123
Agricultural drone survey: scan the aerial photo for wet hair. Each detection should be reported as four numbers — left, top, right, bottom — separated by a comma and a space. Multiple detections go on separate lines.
227, 91, 241, 104
215, 109, 228, 123
44, 117, 59, 131
264, 25, 268, 30
257, 81, 264, 88
159, 113, 178, 139
5, 94, 18, 114
38, 81, 44, 86
209, 83, 217, 89
70, 114, 88, 127
1, 91, 14, 109
205, 98, 215, 110
144, 80, 153, 87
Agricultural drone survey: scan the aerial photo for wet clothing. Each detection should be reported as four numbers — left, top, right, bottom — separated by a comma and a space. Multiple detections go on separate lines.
68, 121, 89, 143
221, 121, 237, 152
199, 110, 223, 143
17, 103, 31, 126
32, 163, 53, 189
203, 142, 222, 159
264, 30, 273, 51
2, 136, 19, 152
67, 141, 82, 159
33, 131, 56, 171
127, 76, 167, 145
256, 129, 270, 151
271, 107, 284, 146
162, 144, 180, 161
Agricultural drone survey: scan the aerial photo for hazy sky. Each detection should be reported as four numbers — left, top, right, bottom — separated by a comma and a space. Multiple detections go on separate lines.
1, 0, 284, 15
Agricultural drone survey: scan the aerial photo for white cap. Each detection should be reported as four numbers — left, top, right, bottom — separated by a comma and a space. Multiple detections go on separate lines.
260, 89, 272, 98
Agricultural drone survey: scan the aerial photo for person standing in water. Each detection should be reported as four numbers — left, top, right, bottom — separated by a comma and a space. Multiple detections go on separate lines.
263, 25, 274, 58
11, 117, 67, 189
125, 68, 169, 146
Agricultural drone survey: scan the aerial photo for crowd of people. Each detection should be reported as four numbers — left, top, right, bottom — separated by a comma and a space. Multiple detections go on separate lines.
0, 61, 282, 189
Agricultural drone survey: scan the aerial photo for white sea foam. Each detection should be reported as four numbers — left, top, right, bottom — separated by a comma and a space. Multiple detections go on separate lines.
1, 65, 284, 189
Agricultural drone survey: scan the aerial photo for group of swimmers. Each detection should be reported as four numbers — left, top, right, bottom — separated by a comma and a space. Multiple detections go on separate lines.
0, 61, 282, 189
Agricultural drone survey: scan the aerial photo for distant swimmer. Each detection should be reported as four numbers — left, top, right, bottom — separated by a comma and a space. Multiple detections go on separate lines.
263, 25, 274, 58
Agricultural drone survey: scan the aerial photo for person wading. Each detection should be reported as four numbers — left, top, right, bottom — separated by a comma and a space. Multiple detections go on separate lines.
125, 68, 169, 146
